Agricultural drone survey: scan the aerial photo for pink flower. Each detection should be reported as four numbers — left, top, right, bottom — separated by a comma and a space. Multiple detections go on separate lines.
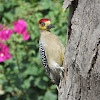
14, 19, 30, 40
0, 24, 3, 30
14, 20, 27, 34
0, 51, 11, 62
23, 31, 30, 40
0, 42, 11, 62
0, 29, 13, 41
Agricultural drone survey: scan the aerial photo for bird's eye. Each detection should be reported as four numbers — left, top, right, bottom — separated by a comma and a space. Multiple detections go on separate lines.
40, 22, 45, 27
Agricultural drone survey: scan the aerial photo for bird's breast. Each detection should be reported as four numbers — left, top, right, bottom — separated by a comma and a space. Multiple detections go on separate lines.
40, 33, 64, 67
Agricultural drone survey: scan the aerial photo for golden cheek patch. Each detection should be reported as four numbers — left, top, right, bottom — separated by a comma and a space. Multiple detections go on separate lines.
39, 24, 46, 30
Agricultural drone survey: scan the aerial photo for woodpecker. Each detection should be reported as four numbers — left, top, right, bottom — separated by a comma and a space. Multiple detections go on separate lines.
38, 19, 65, 85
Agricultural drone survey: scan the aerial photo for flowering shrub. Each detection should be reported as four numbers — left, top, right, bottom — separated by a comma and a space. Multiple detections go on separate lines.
0, 0, 69, 100
0, 19, 30, 62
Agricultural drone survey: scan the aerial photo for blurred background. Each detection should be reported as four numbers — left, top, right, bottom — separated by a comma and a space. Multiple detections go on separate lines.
0, 0, 69, 100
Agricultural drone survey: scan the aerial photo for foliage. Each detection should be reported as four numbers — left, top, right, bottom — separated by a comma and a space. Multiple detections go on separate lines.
0, 0, 69, 100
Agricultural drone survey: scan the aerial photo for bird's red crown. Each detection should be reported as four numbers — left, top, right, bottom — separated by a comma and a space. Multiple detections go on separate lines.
38, 19, 50, 24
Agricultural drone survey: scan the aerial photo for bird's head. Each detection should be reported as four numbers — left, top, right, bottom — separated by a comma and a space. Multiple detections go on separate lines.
38, 19, 55, 31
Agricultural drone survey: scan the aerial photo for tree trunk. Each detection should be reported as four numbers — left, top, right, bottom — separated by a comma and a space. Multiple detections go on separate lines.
58, 0, 100, 100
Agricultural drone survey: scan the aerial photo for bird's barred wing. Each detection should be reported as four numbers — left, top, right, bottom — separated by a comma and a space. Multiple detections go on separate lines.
39, 40, 50, 74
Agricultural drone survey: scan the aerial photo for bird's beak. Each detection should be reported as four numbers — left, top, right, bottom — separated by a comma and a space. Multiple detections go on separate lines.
46, 24, 55, 29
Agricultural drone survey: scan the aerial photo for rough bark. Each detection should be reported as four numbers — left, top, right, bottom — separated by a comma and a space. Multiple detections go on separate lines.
58, 0, 100, 100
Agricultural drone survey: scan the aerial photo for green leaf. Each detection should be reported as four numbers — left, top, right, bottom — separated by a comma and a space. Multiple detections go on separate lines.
4, 12, 14, 21
43, 91, 57, 100
42, 76, 49, 82
34, 77, 47, 90
4, 87, 13, 93
50, 85, 57, 90
22, 76, 33, 89
0, 3, 4, 12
